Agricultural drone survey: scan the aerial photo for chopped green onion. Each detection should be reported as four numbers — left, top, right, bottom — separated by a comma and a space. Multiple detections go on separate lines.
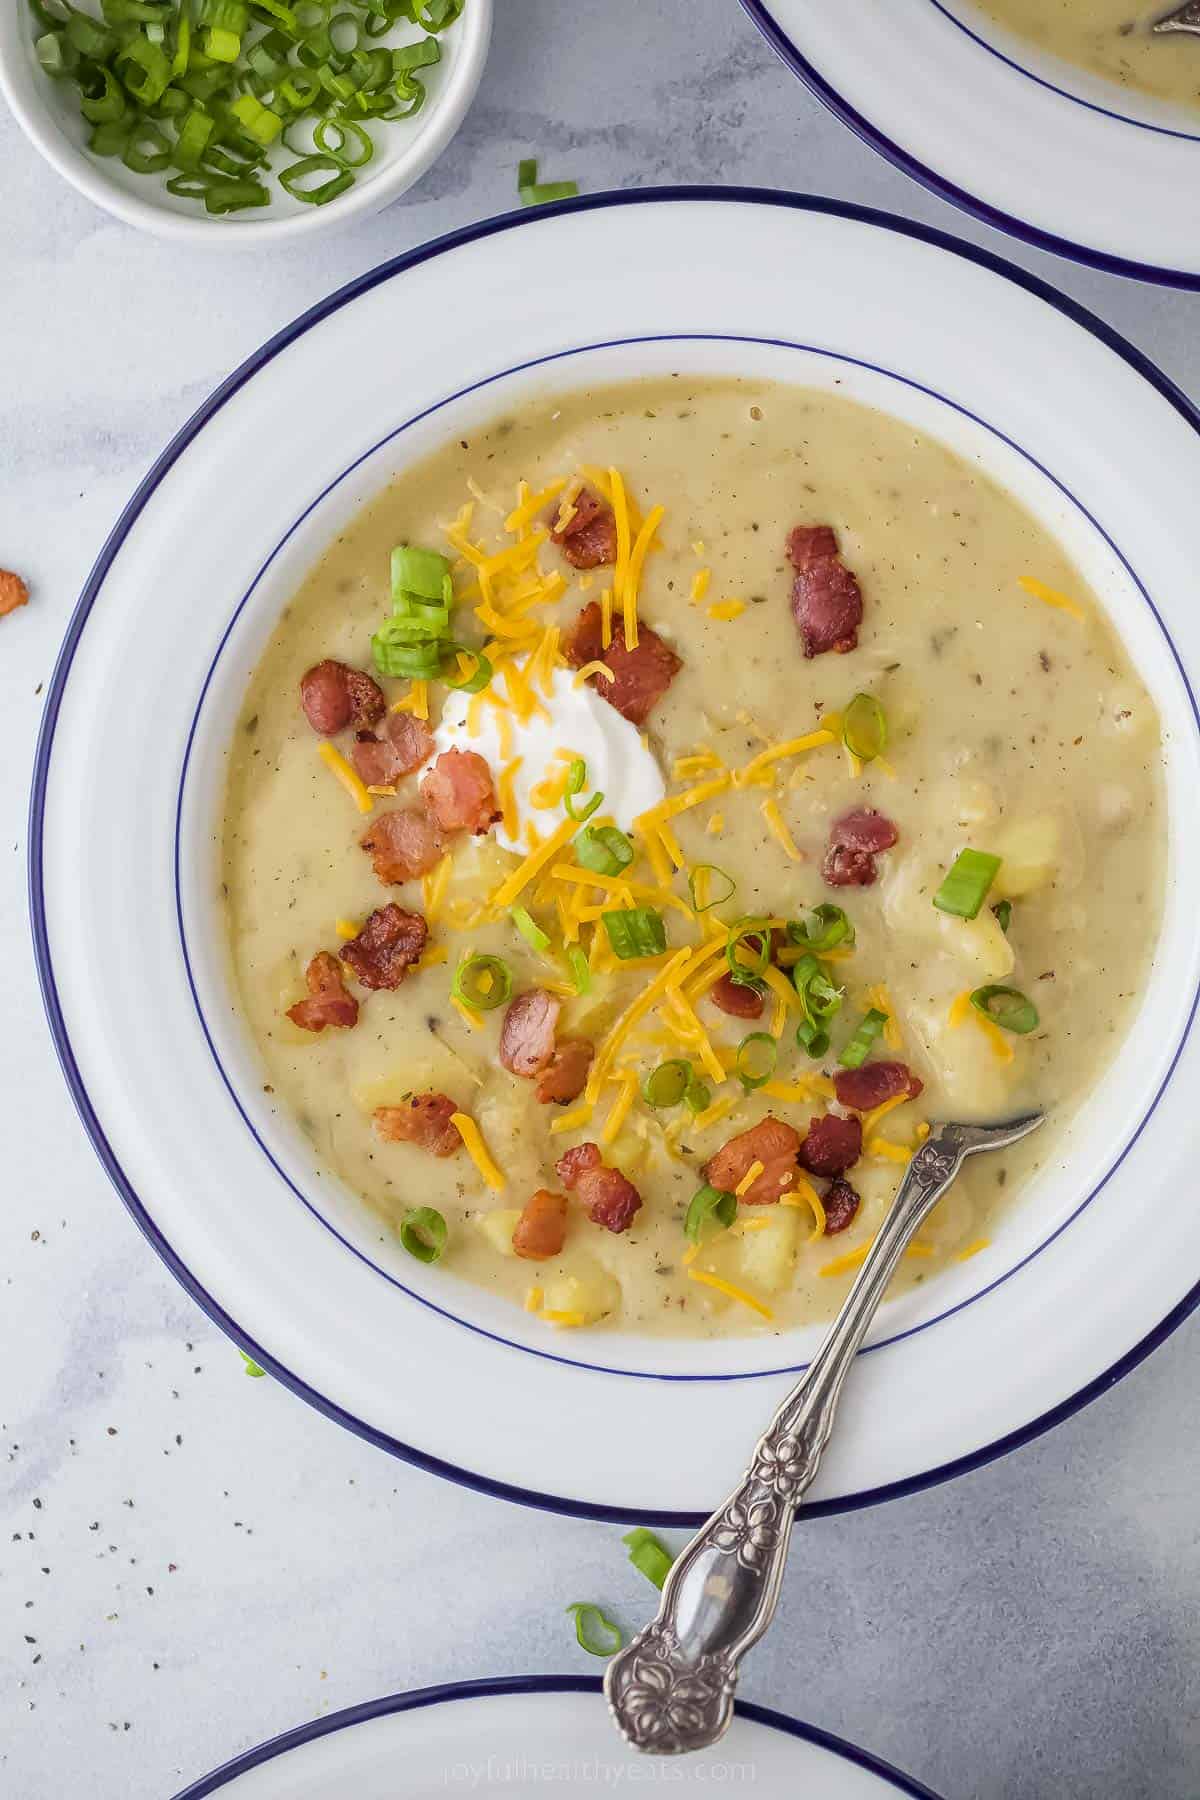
410, 0, 462, 27
566, 945, 590, 996
313, 115, 374, 165
735, 1031, 777, 1092
842, 692, 888, 762
516, 154, 537, 188
792, 951, 843, 1061
35, 30, 71, 74
202, 176, 269, 213
687, 863, 736, 913
969, 985, 1039, 1035
993, 899, 1013, 934
79, 64, 126, 122
442, 645, 493, 694
123, 116, 173, 171
839, 1007, 888, 1070
683, 1074, 710, 1115
230, 90, 282, 143
602, 907, 666, 961
520, 179, 579, 207
510, 906, 550, 954
933, 848, 1002, 920
641, 1059, 691, 1109
240, 1351, 265, 1377
574, 824, 633, 877
393, 32, 439, 68
451, 954, 513, 1013
725, 916, 771, 986
392, 542, 452, 602
684, 1183, 736, 1243
623, 1528, 675, 1591
399, 1206, 447, 1264
174, 105, 216, 167
279, 153, 355, 205
371, 624, 445, 679
787, 902, 855, 955
796, 1018, 831, 1060
564, 756, 602, 824
566, 1602, 622, 1658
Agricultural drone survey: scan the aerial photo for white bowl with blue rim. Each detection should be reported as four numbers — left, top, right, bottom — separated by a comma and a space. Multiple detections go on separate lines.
169, 1674, 945, 1798
0, 0, 491, 243
31, 188, 1200, 1523
740, 0, 1200, 287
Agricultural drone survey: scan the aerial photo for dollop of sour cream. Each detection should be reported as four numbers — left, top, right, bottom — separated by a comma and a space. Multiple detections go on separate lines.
432, 659, 666, 854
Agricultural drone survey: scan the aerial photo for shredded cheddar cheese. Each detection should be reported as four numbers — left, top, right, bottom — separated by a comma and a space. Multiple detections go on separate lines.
706, 811, 725, 837
736, 728, 838, 788
624, 503, 664, 654
573, 660, 615, 687
550, 1102, 594, 1135
949, 988, 1015, 1063
687, 1267, 773, 1321
866, 984, 902, 1051
867, 1138, 912, 1164
316, 742, 373, 815
490, 813, 579, 909
497, 755, 522, 842
690, 568, 711, 605
820, 1241, 872, 1278
505, 477, 567, 536
600, 587, 613, 651
391, 679, 429, 721
601, 1072, 639, 1145
1019, 575, 1086, 622
335, 917, 361, 941
734, 1159, 765, 1198
782, 1173, 826, 1241
450, 1112, 505, 1191
541, 1309, 588, 1328
707, 599, 745, 622
524, 1285, 544, 1313
421, 854, 453, 923
451, 997, 484, 1031
760, 797, 804, 862
958, 1237, 990, 1261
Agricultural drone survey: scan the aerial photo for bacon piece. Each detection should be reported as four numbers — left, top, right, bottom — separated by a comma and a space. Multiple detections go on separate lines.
373, 1092, 461, 1157
554, 1141, 643, 1233
787, 524, 863, 658
499, 988, 561, 1077
704, 1115, 802, 1206
821, 1177, 861, 1236
300, 659, 386, 735
564, 602, 682, 726
339, 904, 427, 991
360, 808, 444, 884
286, 951, 359, 1033
535, 1039, 595, 1106
822, 808, 899, 889
351, 712, 434, 787
799, 1113, 862, 1177
709, 972, 766, 1020
512, 1188, 569, 1260
421, 748, 500, 837
833, 1060, 924, 1112
550, 485, 618, 569
0, 569, 29, 618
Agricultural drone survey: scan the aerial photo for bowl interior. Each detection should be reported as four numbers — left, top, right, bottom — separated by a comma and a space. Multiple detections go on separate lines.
177, 329, 1200, 1382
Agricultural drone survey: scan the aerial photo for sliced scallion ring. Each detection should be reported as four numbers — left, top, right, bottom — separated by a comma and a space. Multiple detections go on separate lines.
735, 1031, 777, 1092
564, 755, 602, 823
839, 1007, 889, 1070
566, 945, 591, 995
969, 985, 1039, 1034
451, 954, 513, 1013
683, 1074, 711, 1115
787, 902, 855, 956
623, 1528, 675, 1591
602, 907, 666, 960
992, 899, 1013, 935
842, 692, 888, 762
687, 863, 736, 913
933, 848, 1002, 920
399, 1206, 447, 1264
442, 645, 493, 694
725, 916, 772, 986
641, 1059, 691, 1109
566, 1602, 623, 1658
574, 824, 633, 876
684, 1183, 736, 1244
510, 906, 550, 954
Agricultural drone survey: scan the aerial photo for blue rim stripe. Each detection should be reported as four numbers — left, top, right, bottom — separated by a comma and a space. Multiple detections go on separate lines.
176, 330, 1198, 1385
27, 187, 1200, 1527
737, 3, 1200, 290
928, 0, 1200, 141
170, 1673, 945, 1800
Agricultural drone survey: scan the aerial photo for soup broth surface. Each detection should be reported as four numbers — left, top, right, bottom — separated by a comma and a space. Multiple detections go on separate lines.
221, 375, 1164, 1340
972, 0, 1200, 109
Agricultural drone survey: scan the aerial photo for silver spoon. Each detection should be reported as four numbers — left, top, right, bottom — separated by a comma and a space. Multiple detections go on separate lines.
1152, 2, 1200, 36
604, 1111, 1043, 1756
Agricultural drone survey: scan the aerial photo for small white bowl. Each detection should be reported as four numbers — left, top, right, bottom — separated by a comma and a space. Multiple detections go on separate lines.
0, 0, 491, 244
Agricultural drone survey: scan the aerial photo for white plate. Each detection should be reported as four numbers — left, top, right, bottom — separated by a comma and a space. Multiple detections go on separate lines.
31, 190, 1200, 1523
171, 1676, 943, 1797
741, 0, 1200, 287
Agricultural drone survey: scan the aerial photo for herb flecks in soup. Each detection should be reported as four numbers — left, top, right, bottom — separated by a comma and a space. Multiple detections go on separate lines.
972, 0, 1200, 110
221, 377, 1164, 1338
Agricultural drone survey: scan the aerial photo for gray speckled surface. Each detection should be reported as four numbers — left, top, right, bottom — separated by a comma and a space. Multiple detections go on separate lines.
3, 3, 1200, 1795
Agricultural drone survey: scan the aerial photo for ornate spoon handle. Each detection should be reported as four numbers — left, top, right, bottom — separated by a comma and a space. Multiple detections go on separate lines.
1153, 2, 1200, 35
605, 1115, 1041, 1755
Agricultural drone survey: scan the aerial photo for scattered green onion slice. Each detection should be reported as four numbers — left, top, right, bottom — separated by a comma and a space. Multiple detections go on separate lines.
566, 945, 591, 996
279, 152, 354, 205
796, 1018, 831, 1061
510, 906, 549, 953
603, 907, 666, 961
566, 1602, 623, 1658
451, 953, 513, 1012
564, 756, 602, 823
623, 1528, 675, 1591
992, 899, 1013, 935
641, 1059, 691, 1109
516, 154, 578, 207
735, 1031, 777, 1092
792, 952, 843, 1022
442, 645, 493, 694
969, 985, 1039, 1035
842, 692, 888, 762
787, 902, 855, 956
725, 916, 772, 986
683, 1074, 711, 1115
839, 1007, 888, 1070
684, 1183, 736, 1243
392, 542, 452, 602
574, 824, 634, 877
399, 1205, 447, 1264
516, 154, 536, 188
240, 1352, 266, 1377
933, 848, 1002, 920
687, 863, 736, 913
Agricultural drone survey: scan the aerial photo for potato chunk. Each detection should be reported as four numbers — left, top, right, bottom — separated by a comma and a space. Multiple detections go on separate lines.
991, 812, 1062, 898
476, 1208, 522, 1258
542, 1262, 620, 1325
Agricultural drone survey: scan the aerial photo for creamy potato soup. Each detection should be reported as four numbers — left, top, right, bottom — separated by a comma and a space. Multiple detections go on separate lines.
220, 376, 1164, 1340
971, 0, 1200, 109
